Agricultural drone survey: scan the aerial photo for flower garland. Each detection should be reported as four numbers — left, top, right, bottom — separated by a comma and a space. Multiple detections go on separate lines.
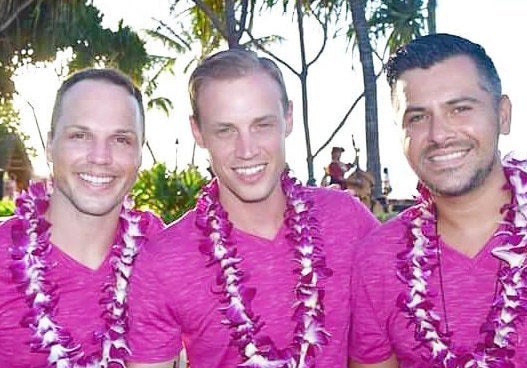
9, 181, 148, 368
195, 171, 332, 368
396, 154, 527, 367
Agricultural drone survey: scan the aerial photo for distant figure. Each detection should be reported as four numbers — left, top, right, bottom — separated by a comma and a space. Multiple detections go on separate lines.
328, 146, 353, 189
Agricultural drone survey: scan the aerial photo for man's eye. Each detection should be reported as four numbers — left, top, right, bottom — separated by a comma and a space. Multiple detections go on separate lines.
256, 122, 273, 129
71, 132, 88, 139
115, 136, 131, 145
452, 105, 471, 114
216, 127, 235, 136
407, 114, 425, 124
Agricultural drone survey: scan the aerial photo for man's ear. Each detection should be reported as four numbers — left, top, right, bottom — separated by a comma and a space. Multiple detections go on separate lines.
498, 95, 512, 135
285, 100, 293, 137
190, 115, 205, 148
46, 132, 53, 163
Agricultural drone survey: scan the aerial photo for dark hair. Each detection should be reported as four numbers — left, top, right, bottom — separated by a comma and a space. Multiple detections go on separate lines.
385, 33, 502, 104
188, 48, 289, 125
50, 68, 145, 141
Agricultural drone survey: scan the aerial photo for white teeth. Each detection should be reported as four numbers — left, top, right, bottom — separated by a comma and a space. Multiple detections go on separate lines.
234, 164, 265, 176
79, 173, 113, 185
430, 151, 465, 162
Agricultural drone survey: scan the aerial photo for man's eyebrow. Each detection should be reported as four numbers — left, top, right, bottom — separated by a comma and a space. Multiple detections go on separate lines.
403, 96, 481, 114
63, 125, 138, 135
211, 121, 235, 128
253, 114, 277, 123
63, 124, 89, 130
113, 129, 138, 135
403, 106, 426, 115
445, 96, 480, 105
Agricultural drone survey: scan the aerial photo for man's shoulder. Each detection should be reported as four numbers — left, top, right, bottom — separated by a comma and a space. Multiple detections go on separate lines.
305, 185, 360, 205
308, 185, 376, 220
353, 211, 409, 261
0, 217, 15, 239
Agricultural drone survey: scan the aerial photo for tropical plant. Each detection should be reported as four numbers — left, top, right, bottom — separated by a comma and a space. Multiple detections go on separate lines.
367, 0, 428, 55
131, 163, 209, 224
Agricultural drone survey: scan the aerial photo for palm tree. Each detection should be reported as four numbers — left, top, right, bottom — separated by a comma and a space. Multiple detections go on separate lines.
348, 0, 382, 198
342, 0, 432, 197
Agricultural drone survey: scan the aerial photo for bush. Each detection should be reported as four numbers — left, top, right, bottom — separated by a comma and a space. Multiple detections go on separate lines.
0, 198, 15, 217
131, 163, 209, 224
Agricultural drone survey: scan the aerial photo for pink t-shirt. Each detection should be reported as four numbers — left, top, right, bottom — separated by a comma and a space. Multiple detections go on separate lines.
128, 187, 379, 367
349, 212, 527, 367
0, 211, 163, 367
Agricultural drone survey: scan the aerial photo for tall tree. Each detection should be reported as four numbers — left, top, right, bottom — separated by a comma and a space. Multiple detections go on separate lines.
348, 0, 381, 198
340, 0, 432, 197
427, 0, 436, 34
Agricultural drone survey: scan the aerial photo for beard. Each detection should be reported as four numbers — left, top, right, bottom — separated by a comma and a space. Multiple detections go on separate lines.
423, 154, 497, 197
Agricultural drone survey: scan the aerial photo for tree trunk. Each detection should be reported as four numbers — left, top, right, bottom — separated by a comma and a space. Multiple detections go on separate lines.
349, 0, 382, 199
427, 0, 437, 34
225, 0, 238, 48
295, 0, 315, 185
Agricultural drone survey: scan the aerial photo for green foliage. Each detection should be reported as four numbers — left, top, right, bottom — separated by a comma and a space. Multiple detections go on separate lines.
376, 211, 397, 222
367, 0, 427, 54
1, 0, 151, 99
0, 198, 15, 217
131, 163, 209, 224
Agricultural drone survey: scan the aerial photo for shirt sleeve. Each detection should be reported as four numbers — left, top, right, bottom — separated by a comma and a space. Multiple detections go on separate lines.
348, 245, 393, 364
349, 195, 380, 238
127, 237, 182, 363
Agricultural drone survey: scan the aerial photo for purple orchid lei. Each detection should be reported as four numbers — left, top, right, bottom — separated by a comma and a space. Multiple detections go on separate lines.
396, 153, 527, 368
195, 170, 332, 368
9, 181, 148, 368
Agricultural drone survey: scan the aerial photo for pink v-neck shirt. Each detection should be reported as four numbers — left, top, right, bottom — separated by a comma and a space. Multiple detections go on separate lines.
127, 187, 379, 367
0, 211, 164, 367
349, 211, 527, 367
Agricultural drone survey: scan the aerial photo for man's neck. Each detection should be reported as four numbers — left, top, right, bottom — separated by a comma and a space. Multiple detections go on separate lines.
220, 188, 286, 241
47, 196, 120, 270
432, 167, 510, 258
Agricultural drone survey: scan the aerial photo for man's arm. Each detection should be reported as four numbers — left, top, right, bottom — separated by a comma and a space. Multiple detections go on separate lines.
349, 355, 398, 368
127, 361, 175, 368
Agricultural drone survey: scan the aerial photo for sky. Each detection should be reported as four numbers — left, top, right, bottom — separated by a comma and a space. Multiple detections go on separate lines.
12, 0, 527, 199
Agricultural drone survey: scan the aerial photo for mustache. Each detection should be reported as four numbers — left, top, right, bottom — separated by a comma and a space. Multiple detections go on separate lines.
422, 141, 472, 157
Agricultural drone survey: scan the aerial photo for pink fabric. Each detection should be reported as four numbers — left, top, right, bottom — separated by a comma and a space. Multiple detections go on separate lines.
349, 213, 527, 367
127, 187, 379, 367
0, 211, 163, 367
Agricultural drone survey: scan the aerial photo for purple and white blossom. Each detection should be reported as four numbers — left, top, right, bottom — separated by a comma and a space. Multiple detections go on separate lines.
195, 171, 332, 368
10, 181, 147, 368
397, 154, 527, 367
